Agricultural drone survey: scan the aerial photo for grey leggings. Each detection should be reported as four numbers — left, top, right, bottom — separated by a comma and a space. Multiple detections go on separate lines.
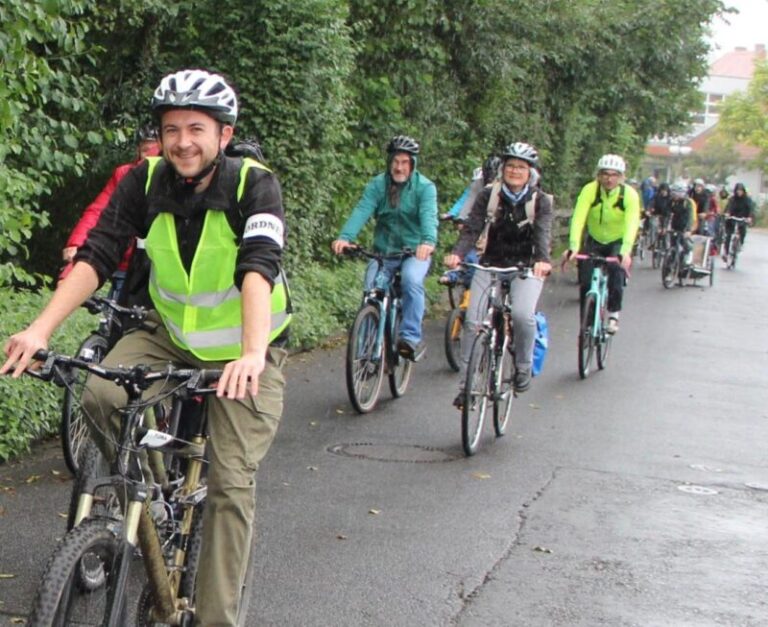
458, 270, 544, 389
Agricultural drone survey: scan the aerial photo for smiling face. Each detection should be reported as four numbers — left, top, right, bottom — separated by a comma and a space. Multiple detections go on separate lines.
389, 152, 413, 183
502, 158, 531, 191
159, 109, 233, 179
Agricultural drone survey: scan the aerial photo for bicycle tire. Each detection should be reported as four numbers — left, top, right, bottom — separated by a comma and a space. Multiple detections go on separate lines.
387, 309, 412, 398
345, 304, 384, 413
61, 334, 109, 476
730, 238, 740, 269
66, 440, 117, 531
444, 308, 463, 372
27, 519, 127, 626
661, 250, 678, 289
462, 332, 491, 456
578, 295, 596, 379
493, 339, 515, 437
708, 254, 715, 287
596, 300, 611, 370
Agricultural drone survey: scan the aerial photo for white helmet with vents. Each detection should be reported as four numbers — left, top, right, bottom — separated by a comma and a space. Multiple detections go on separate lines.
152, 69, 238, 125
596, 154, 626, 174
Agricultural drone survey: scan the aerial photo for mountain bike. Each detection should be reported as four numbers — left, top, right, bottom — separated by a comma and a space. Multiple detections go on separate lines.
575, 254, 619, 379
61, 295, 150, 476
343, 247, 414, 413
25, 350, 255, 626
459, 263, 531, 456
724, 216, 749, 269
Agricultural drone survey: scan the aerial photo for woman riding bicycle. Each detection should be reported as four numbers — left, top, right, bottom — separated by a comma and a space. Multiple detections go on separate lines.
444, 142, 553, 404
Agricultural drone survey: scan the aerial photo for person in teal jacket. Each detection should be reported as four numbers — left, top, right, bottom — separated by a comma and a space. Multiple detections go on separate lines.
332, 135, 438, 361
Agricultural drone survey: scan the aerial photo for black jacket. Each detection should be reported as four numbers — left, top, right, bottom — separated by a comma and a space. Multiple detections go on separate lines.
454, 184, 553, 266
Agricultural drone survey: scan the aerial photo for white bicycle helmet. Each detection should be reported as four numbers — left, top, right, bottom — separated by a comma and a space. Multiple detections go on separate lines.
152, 69, 238, 125
501, 142, 540, 169
596, 154, 626, 174
670, 183, 688, 198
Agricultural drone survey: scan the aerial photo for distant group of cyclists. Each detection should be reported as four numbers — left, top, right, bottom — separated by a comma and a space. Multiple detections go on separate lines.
0, 66, 759, 625
632, 174, 755, 267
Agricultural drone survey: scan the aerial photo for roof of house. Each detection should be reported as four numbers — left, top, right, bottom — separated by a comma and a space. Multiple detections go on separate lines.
710, 45, 765, 79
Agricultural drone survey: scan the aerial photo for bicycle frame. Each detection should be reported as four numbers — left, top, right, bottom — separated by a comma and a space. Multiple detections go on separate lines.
579, 257, 611, 340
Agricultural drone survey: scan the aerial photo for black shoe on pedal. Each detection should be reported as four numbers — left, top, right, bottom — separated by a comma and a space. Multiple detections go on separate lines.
513, 368, 531, 393
397, 339, 426, 362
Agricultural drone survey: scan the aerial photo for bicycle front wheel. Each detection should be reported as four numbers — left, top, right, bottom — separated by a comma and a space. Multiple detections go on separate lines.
493, 337, 515, 437
28, 519, 127, 626
387, 309, 412, 398
578, 295, 596, 379
61, 334, 109, 475
661, 251, 678, 289
462, 332, 491, 456
443, 307, 463, 372
345, 304, 384, 413
596, 301, 611, 370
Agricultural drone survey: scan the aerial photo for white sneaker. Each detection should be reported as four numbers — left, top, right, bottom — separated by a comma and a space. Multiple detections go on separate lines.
606, 317, 619, 335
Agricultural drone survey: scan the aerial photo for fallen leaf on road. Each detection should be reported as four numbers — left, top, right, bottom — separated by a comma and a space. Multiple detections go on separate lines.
528, 403, 540, 410
335, 409, 344, 414
307, 466, 318, 471
368, 508, 381, 515
471, 472, 491, 480
51, 470, 61, 476
57, 512, 68, 518
0, 573, 16, 579
25, 474, 42, 484
336, 534, 348, 540
532, 546, 553, 554
11, 618, 25, 624
309, 421, 318, 427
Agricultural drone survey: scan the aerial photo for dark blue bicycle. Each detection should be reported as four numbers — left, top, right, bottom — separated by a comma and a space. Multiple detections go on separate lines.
343, 247, 414, 413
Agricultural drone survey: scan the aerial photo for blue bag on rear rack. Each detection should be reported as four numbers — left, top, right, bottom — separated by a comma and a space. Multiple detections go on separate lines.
532, 311, 548, 377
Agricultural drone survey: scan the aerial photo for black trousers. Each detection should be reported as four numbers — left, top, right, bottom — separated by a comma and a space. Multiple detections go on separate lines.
578, 238, 626, 312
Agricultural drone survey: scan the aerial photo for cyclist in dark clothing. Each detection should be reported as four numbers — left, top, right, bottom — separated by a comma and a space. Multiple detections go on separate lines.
667, 183, 695, 265
444, 141, 553, 399
724, 182, 755, 252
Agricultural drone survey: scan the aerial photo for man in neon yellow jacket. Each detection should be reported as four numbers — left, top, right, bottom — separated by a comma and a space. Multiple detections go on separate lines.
565, 154, 640, 334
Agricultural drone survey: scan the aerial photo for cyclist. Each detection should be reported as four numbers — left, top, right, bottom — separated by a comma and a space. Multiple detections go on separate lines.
690, 178, 717, 236
332, 135, 438, 361
439, 154, 501, 287
59, 125, 160, 292
640, 176, 657, 212
723, 182, 755, 254
564, 154, 640, 335
665, 183, 696, 266
444, 141, 553, 401
1, 69, 291, 626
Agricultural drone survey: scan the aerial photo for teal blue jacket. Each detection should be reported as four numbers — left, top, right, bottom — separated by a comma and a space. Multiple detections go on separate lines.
339, 171, 438, 253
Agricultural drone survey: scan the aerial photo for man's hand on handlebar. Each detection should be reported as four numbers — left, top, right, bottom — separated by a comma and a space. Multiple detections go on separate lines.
443, 253, 461, 270
331, 239, 354, 255
533, 261, 552, 279
1, 327, 49, 378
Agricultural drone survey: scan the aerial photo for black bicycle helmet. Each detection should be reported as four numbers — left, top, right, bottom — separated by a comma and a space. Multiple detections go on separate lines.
135, 124, 159, 143
501, 142, 540, 169
482, 155, 502, 184
151, 69, 238, 125
386, 135, 420, 156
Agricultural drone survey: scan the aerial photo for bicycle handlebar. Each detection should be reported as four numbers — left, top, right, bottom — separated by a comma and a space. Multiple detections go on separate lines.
461, 262, 532, 276
572, 254, 621, 264
27, 349, 221, 394
83, 295, 149, 322
342, 245, 415, 261
725, 216, 749, 222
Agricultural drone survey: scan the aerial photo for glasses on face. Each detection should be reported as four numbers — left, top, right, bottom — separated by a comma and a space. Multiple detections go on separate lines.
504, 163, 529, 172
599, 171, 621, 179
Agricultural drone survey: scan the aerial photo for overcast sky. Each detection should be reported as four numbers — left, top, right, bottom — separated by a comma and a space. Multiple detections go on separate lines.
707, 0, 768, 59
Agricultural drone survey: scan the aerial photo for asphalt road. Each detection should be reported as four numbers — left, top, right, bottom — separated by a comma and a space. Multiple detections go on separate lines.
1, 232, 767, 626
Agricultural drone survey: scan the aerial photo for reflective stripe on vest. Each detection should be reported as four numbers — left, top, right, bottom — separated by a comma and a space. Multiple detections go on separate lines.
143, 156, 291, 361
